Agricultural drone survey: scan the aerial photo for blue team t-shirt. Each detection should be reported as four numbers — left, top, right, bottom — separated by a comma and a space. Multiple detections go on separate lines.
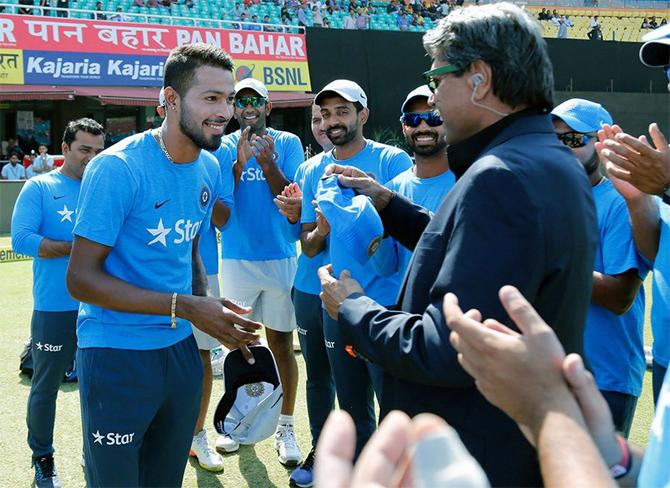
220, 127, 304, 261
11, 170, 81, 312
294, 153, 327, 295
371, 167, 455, 294
651, 201, 670, 368
638, 370, 670, 488
73, 131, 222, 350
199, 144, 236, 275
310, 140, 412, 305
584, 179, 650, 397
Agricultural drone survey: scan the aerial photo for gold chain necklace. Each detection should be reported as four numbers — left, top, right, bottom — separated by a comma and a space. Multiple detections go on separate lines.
155, 128, 174, 162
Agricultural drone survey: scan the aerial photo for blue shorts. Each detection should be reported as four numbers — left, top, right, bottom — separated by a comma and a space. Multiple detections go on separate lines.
78, 335, 202, 487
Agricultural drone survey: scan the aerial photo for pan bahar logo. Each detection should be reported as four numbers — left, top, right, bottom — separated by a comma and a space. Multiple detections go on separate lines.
0, 48, 24, 84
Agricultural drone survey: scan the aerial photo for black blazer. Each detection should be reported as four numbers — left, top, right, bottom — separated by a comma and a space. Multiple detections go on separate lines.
339, 113, 598, 486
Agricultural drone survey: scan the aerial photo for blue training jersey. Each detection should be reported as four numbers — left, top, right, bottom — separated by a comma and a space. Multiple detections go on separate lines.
651, 201, 670, 368
370, 167, 455, 295
199, 143, 236, 275
220, 127, 304, 261
11, 170, 81, 312
73, 131, 222, 350
584, 179, 650, 397
294, 153, 327, 295
310, 140, 412, 305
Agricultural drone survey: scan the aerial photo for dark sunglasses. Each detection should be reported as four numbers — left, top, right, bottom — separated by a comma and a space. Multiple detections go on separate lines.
422, 64, 461, 92
556, 131, 594, 148
235, 96, 267, 109
400, 112, 443, 127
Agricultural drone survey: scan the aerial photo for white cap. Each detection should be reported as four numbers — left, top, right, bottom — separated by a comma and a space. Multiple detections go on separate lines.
234, 78, 269, 99
401, 85, 432, 113
639, 24, 670, 67
158, 87, 166, 107
315, 79, 368, 108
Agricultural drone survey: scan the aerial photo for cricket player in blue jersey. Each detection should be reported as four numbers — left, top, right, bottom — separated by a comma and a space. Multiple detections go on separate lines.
303, 80, 412, 458
12, 118, 105, 488
66, 44, 262, 487
217, 78, 305, 465
370, 85, 454, 292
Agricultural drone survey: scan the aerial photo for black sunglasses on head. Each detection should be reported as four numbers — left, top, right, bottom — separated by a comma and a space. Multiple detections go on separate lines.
400, 112, 443, 127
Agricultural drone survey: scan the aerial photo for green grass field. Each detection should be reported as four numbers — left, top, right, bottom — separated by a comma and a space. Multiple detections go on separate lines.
0, 248, 657, 487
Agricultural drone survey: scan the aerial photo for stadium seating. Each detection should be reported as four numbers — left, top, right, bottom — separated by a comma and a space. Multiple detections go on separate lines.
527, 5, 668, 42
2, 0, 667, 41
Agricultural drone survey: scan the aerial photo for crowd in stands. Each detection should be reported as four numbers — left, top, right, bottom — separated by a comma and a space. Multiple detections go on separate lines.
3, 0, 669, 40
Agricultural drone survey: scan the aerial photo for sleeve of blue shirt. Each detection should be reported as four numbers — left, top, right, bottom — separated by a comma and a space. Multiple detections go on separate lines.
280, 133, 304, 182
602, 197, 646, 280
382, 150, 413, 183
213, 147, 235, 231
301, 163, 318, 225
74, 156, 138, 247
11, 179, 45, 257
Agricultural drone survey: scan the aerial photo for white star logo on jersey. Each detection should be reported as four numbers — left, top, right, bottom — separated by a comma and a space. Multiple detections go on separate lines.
92, 430, 105, 445
147, 218, 172, 246
57, 205, 74, 223
35, 342, 43, 350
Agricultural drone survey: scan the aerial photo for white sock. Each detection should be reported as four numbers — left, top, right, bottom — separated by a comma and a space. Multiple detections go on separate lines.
278, 414, 294, 427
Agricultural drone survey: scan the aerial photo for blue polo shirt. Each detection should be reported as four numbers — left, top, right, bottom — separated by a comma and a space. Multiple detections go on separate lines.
220, 127, 303, 261
199, 143, 236, 275
584, 179, 650, 397
651, 201, 670, 368
11, 170, 81, 312
294, 153, 326, 295
308, 140, 412, 305
371, 167, 455, 290
73, 131, 222, 350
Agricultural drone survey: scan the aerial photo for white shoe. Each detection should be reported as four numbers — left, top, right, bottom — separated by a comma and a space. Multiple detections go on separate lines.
80, 453, 85, 468
274, 424, 302, 467
215, 434, 240, 453
190, 430, 225, 473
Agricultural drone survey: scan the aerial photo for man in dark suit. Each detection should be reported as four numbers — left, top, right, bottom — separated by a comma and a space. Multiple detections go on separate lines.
318, 3, 598, 486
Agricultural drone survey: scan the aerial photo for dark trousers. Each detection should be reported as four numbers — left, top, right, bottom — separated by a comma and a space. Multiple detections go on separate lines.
27, 310, 78, 457
601, 389, 638, 438
323, 313, 383, 458
78, 335, 202, 487
652, 361, 668, 407
293, 289, 335, 447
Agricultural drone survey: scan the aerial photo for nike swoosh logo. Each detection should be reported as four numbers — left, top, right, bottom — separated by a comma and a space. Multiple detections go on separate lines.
154, 199, 170, 209
53, 195, 66, 200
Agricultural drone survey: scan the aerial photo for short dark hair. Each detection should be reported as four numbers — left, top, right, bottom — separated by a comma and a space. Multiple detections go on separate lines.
163, 43, 234, 98
8, 151, 20, 159
62, 118, 104, 147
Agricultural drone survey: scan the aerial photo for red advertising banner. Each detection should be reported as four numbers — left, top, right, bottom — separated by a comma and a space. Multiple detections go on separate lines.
0, 14, 311, 90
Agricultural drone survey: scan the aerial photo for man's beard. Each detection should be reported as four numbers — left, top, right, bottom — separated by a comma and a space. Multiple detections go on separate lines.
326, 123, 357, 146
583, 149, 601, 176
179, 105, 223, 151
405, 130, 447, 157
